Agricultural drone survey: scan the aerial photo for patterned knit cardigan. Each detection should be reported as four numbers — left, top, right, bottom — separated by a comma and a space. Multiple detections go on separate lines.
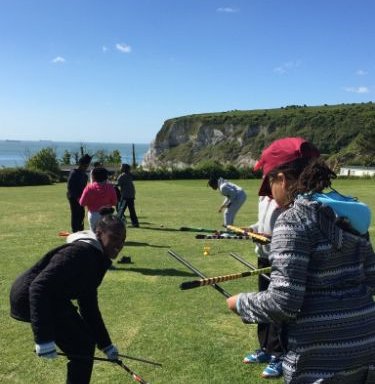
237, 198, 375, 384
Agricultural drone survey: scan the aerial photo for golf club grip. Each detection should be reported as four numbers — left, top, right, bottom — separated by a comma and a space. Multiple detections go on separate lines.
168, 250, 232, 298
226, 225, 270, 244
180, 267, 272, 290
229, 252, 271, 282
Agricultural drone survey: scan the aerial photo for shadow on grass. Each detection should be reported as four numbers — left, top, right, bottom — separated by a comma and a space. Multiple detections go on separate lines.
125, 241, 170, 248
109, 267, 196, 277
138, 225, 182, 232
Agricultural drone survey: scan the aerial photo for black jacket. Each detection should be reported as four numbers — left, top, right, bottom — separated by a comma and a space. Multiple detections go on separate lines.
10, 241, 112, 348
67, 168, 88, 200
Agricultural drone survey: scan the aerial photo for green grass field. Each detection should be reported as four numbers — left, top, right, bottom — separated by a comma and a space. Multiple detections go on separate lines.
0, 179, 374, 383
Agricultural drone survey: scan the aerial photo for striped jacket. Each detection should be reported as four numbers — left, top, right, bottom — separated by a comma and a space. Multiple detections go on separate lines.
237, 198, 375, 383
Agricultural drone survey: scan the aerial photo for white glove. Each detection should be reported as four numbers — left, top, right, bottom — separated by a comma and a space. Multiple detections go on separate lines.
102, 344, 119, 360
35, 341, 57, 359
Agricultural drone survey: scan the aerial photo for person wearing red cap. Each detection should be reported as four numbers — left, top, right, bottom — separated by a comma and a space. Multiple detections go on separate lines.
227, 137, 375, 383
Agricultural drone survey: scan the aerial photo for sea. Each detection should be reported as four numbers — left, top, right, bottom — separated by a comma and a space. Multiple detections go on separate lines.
0, 140, 150, 168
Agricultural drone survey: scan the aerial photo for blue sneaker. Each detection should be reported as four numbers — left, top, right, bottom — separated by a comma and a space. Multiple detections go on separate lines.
261, 356, 283, 378
243, 349, 272, 364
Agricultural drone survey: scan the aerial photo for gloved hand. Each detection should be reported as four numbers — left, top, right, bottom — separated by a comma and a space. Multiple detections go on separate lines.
102, 344, 119, 361
35, 341, 57, 359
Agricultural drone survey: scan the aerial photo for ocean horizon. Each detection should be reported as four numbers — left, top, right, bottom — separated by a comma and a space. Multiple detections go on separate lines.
0, 140, 150, 168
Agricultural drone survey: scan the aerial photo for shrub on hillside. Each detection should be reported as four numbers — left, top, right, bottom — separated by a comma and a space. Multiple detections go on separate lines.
0, 168, 52, 186
25, 147, 60, 179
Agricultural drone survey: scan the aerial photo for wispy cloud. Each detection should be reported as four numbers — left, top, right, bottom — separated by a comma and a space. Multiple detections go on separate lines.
216, 7, 239, 13
51, 56, 66, 64
102, 45, 108, 53
273, 60, 301, 74
116, 43, 132, 53
344, 86, 369, 94
356, 69, 368, 76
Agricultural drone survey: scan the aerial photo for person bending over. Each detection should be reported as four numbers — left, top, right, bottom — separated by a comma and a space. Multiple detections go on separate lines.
10, 214, 126, 384
208, 176, 247, 226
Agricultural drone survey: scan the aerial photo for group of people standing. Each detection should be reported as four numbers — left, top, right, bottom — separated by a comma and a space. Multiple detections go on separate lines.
66, 157, 139, 232
9, 136, 375, 384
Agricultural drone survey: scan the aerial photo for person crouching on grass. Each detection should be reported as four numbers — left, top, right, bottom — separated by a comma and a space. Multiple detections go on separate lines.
79, 167, 118, 231
227, 137, 375, 383
10, 214, 125, 384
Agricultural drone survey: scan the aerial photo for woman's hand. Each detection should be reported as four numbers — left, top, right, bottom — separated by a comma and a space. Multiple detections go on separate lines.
227, 294, 240, 313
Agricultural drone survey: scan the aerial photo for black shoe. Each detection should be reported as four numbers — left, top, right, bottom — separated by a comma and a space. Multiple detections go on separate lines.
118, 256, 132, 264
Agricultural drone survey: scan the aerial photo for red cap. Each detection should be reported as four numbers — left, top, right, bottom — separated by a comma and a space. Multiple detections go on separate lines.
254, 137, 320, 196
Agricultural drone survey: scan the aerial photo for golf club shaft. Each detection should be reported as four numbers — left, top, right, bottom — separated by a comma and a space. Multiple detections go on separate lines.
229, 252, 270, 282
115, 360, 150, 384
168, 249, 232, 298
118, 353, 162, 367
57, 353, 150, 384
57, 352, 111, 362
196, 234, 255, 240
180, 267, 271, 290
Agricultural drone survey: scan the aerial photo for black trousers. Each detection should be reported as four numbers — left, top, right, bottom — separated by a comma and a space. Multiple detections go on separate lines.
68, 198, 85, 233
257, 258, 284, 357
117, 198, 139, 226
53, 302, 96, 384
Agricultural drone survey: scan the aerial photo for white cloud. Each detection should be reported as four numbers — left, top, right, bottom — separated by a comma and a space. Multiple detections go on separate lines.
217, 7, 239, 13
116, 43, 132, 53
344, 86, 370, 94
51, 56, 66, 64
356, 69, 368, 76
273, 60, 301, 74
102, 45, 108, 53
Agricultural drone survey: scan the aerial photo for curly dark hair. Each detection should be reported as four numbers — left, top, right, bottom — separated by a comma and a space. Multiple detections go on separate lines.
268, 157, 336, 205
96, 213, 126, 234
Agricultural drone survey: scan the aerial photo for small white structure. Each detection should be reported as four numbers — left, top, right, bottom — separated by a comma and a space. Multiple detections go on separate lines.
339, 165, 375, 177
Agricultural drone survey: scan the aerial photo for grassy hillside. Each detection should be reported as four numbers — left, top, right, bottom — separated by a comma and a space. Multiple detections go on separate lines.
0, 179, 374, 383
153, 102, 375, 167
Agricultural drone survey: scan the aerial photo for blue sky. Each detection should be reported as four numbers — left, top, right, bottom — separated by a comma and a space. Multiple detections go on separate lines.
0, 0, 374, 144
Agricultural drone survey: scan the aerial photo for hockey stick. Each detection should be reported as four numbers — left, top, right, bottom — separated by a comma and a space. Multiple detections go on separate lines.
180, 267, 271, 290
167, 249, 232, 298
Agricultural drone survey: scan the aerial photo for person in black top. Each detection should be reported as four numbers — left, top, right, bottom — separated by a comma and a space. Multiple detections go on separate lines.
116, 163, 139, 227
9, 213, 126, 384
67, 154, 92, 232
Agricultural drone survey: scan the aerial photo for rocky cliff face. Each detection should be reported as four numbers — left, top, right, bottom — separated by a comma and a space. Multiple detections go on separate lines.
142, 116, 261, 169
142, 103, 375, 169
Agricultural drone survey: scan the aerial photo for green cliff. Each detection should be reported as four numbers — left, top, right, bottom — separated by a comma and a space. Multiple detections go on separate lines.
143, 103, 375, 169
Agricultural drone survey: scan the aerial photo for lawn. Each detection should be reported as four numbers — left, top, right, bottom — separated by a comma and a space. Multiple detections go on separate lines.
0, 179, 374, 384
